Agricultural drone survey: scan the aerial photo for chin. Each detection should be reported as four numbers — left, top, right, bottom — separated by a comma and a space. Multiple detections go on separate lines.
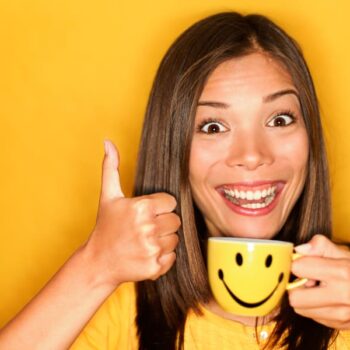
226, 232, 276, 240
221, 223, 281, 240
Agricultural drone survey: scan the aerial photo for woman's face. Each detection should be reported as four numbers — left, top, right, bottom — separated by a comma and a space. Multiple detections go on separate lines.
189, 52, 309, 239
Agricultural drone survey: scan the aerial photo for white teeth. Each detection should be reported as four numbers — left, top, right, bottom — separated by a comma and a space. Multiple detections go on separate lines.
253, 191, 262, 200
241, 201, 268, 209
224, 186, 276, 200
266, 196, 274, 205
223, 185, 278, 209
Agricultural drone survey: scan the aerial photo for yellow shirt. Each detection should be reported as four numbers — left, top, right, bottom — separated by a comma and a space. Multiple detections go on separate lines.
70, 282, 350, 350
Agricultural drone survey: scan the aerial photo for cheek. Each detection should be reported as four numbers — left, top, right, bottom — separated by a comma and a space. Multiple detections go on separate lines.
189, 144, 206, 195
189, 140, 220, 207
275, 129, 309, 173
189, 140, 217, 185
291, 135, 309, 173
189, 137, 230, 176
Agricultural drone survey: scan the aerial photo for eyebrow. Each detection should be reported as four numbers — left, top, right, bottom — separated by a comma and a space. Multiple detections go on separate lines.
263, 89, 300, 103
197, 101, 230, 109
197, 89, 300, 108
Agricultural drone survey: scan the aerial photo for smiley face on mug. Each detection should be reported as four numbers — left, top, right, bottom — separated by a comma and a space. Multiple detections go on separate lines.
207, 238, 294, 316
218, 251, 285, 308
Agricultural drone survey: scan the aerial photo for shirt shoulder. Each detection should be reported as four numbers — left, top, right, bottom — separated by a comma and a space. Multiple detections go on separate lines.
70, 282, 137, 350
333, 330, 350, 349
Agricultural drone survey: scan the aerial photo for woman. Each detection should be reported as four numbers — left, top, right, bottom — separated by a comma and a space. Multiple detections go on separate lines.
1, 11, 350, 350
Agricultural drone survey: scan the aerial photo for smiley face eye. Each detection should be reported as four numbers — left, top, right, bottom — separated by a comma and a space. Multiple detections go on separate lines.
265, 254, 273, 268
236, 253, 243, 266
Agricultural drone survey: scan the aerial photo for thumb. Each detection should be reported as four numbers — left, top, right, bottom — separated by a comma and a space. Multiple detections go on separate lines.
100, 140, 124, 201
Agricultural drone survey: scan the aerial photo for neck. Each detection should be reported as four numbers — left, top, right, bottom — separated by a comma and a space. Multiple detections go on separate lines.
204, 299, 278, 327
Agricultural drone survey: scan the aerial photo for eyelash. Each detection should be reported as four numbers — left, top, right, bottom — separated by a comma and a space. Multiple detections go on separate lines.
196, 110, 297, 134
267, 110, 297, 127
196, 118, 226, 133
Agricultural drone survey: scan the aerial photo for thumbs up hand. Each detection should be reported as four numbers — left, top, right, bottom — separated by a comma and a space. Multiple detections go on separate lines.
84, 140, 180, 288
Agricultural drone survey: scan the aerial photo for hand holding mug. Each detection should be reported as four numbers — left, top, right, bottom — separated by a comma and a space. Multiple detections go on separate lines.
289, 235, 350, 329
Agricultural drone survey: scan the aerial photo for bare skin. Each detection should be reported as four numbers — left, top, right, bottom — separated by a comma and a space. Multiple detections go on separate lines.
0, 141, 180, 350
290, 234, 350, 330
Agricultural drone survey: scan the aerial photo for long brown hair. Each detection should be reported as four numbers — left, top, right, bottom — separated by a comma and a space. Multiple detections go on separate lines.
134, 12, 336, 350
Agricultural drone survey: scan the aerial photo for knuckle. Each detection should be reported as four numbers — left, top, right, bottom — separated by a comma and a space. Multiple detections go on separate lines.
138, 237, 160, 260
311, 234, 328, 247
133, 197, 154, 215
143, 239, 161, 258
141, 222, 157, 237
148, 260, 162, 278
156, 254, 176, 278
152, 245, 162, 257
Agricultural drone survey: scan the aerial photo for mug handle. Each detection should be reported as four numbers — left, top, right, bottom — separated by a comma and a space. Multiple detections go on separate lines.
286, 253, 308, 290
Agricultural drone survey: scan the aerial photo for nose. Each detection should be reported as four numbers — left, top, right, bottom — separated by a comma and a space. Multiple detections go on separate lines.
225, 129, 274, 170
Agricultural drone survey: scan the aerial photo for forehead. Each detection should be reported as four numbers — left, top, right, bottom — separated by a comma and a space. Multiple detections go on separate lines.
200, 53, 295, 100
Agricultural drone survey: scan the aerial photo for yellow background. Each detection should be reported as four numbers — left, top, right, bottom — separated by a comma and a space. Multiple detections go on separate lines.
0, 0, 349, 327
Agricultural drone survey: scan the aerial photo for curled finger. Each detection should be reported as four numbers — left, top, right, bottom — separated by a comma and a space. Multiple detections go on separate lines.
150, 252, 177, 280
294, 306, 350, 329
155, 213, 181, 237
158, 233, 179, 254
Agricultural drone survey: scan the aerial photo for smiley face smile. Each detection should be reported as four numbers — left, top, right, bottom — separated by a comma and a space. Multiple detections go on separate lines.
218, 269, 284, 308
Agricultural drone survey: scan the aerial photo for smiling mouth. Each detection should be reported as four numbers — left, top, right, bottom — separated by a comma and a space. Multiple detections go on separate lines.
219, 182, 285, 208
218, 269, 284, 308
216, 182, 285, 217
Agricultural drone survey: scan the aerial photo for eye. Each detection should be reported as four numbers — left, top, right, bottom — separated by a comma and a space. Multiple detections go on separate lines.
198, 119, 227, 134
236, 253, 243, 266
265, 254, 273, 268
266, 112, 296, 127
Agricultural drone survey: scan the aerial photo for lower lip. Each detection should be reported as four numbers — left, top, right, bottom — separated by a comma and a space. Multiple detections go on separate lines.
220, 189, 283, 217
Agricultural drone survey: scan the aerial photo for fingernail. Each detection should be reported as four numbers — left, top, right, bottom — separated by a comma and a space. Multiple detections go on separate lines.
104, 140, 110, 156
294, 243, 312, 254
104, 140, 118, 167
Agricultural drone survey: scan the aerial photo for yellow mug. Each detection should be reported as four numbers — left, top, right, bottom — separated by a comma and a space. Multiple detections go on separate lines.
207, 237, 307, 316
